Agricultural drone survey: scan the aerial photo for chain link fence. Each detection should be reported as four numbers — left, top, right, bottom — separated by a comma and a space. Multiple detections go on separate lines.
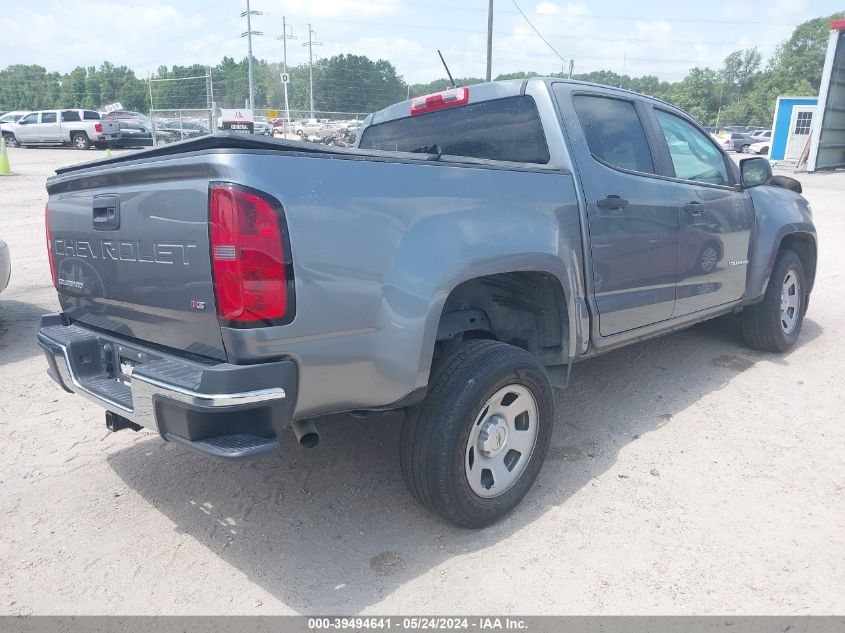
149, 109, 214, 145
146, 108, 369, 145
253, 109, 368, 122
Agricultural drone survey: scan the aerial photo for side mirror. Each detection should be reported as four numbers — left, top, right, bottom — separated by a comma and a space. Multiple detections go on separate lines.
739, 156, 772, 188
17, 120, 28, 125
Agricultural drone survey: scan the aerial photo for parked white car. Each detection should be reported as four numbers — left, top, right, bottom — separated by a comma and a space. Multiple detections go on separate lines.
312, 123, 341, 139
749, 139, 771, 155
293, 119, 325, 136
11, 109, 121, 149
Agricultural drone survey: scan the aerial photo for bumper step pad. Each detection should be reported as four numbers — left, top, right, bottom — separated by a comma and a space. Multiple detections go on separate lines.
164, 432, 281, 459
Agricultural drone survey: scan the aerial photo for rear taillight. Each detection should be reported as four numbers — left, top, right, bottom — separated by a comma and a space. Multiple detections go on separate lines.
95, 123, 103, 133
45, 203, 57, 289
209, 183, 289, 324
411, 87, 469, 116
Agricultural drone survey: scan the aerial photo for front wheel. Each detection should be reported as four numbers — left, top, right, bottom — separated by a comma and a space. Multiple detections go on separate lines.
742, 248, 806, 352
2, 134, 18, 148
400, 340, 554, 528
740, 144, 751, 153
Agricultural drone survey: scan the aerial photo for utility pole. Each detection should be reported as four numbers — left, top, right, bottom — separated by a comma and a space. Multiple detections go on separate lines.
277, 16, 296, 132
205, 66, 215, 132
147, 72, 155, 144
486, 0, 493, 82
568, 59, 574, 79
241, 0, 263, 111
303, 24, 322, 120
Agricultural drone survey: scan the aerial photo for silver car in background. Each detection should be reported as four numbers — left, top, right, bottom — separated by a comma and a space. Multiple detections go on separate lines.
725, 133, 760, 153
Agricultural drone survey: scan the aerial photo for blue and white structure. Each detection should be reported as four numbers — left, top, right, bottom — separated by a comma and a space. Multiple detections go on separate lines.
769, 97, 818, 162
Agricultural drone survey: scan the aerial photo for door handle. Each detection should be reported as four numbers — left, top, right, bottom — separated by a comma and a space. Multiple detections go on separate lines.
683, 201, 703, 216
597, 195, 629, 210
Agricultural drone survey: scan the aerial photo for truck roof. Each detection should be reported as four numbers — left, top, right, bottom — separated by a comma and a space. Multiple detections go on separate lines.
368, 77, 679, 127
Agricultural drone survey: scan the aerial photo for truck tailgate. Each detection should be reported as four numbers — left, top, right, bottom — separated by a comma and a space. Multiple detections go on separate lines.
46, 158, 226, 360
99, 119, 120, 136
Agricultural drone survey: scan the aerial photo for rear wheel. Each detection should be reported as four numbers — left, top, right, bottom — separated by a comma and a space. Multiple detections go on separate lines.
72, 133, 90, 150
740, 144, 751, 153
400, 340, 554, 528
742, 249, 806, 352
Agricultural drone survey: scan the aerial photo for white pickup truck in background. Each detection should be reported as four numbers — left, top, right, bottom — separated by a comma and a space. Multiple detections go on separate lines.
9, 109, 120, 149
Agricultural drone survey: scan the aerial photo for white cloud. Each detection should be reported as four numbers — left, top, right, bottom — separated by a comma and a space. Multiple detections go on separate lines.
1, 1, 208, 72
264, 0, 401, 19
534, 1, 588, 18
633, 19, 672, 39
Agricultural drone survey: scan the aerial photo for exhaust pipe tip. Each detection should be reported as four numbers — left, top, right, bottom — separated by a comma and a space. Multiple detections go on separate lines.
290, 419, 320, 448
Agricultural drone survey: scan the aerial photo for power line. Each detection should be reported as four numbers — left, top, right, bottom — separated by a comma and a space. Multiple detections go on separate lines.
511, 0, 564, 64
374, 0, 804, 26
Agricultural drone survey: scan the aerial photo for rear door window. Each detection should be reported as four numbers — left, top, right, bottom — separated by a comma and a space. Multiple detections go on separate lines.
571, 94, 655, 174
358, 96, 550, 164
83, 111, 100, 120
61, 110, 81, 122
41, 112, 57, 123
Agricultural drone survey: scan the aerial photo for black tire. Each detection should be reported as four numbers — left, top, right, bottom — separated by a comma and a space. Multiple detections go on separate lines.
71, 133, 90, 150
400, 340, 554, 528
742, 249, 806, 352
2, 134, 18, 148
740, 144, 750, 153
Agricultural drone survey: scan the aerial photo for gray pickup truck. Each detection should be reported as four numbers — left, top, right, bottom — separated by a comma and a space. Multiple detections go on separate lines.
38, 79, 816, 528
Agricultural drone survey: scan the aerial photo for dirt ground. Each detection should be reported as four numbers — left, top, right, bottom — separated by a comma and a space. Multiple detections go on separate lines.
0, 147, 843, 615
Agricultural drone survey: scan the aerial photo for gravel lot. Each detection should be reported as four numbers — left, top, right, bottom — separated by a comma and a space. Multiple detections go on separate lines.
0, 147, 843, 615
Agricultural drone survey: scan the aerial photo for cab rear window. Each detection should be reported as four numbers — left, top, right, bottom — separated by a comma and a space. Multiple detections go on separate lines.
359, 96, 550, 164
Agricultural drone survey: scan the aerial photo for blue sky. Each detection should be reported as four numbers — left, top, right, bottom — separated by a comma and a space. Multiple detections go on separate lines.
1, 0, 841, 83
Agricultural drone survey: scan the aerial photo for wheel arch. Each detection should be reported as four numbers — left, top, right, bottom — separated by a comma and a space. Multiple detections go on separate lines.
778, 232, 817, 293
753, 229, 817, 301
746, 185, 817, 302
420, 265, 573, 385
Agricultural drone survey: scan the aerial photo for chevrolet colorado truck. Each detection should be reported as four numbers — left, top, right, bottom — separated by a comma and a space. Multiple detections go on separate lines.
37, 79, 817, 528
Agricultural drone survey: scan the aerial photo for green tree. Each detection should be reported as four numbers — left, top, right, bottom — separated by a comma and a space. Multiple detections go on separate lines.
661, 68, 722, 124
306, 54, 407, 112
720, 48, 762, 100
0, 64, 61, 109
410, 76, 485, 98
768, 12, 845, 88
